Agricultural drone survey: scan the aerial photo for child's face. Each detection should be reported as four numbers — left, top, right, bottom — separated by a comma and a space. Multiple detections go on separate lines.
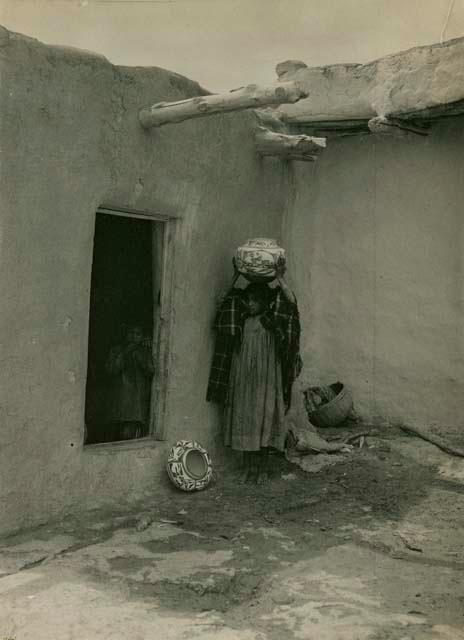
246, 295, 264, 316
126, 327, 144, 344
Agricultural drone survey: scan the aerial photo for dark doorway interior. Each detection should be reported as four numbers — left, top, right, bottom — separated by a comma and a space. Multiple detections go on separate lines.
85, 212, 156, 444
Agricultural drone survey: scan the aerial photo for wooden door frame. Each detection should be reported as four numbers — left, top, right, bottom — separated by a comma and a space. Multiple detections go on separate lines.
97, 206, 177, 442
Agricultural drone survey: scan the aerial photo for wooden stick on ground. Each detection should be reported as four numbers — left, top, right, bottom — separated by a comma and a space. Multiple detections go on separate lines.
342, 431, 373, 444
400, 425, 464, 458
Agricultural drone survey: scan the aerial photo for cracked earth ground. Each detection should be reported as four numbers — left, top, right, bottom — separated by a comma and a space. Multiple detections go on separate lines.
1, 432, 463, 640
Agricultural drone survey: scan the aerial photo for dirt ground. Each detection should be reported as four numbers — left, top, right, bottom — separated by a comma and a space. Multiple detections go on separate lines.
1, 429, 464, 640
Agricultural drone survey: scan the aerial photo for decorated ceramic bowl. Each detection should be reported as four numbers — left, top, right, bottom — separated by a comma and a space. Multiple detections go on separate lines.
166, 440, 213, 492
235, 238, 285, 282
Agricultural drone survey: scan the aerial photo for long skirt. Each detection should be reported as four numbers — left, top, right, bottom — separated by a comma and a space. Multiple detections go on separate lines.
224, 315, 285, 452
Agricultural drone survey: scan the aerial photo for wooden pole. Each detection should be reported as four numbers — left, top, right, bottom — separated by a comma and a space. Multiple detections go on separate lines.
400, 424, 464, 458
255, 126, 326, 162
139, 81, 308, 129
368, 116, 429, 137
254, 107, 289, 133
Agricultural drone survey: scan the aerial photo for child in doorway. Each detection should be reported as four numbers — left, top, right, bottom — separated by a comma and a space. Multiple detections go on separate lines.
207, 258, 302, 483
105, 324, 155, 441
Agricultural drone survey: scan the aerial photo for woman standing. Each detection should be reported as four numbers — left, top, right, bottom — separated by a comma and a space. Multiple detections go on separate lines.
207, 258, 302, 483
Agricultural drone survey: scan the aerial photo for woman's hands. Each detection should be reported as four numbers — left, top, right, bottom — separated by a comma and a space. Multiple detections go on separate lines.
275, 257, 296, 303
230, 257, 241, 288
232, 256, 241, 280
275, 256, 286, 279
216, 258, 240, 309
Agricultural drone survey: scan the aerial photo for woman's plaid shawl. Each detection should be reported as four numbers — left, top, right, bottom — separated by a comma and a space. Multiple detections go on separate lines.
206, 286, 302, 411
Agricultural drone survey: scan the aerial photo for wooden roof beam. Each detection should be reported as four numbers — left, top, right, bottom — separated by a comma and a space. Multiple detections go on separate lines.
255, 126, 326, 162
139, 81, 308, 129
367, 116, 430, 137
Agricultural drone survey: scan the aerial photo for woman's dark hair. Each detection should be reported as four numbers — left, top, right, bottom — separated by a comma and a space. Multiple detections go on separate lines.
244, 282, 271, 306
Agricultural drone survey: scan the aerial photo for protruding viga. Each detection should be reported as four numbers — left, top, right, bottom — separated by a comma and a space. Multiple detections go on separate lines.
139, 81, 308, 128
255, 127, 326, 162
368, 116, 429, 137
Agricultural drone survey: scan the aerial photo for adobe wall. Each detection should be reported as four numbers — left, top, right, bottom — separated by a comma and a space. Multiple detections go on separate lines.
0, 28, 289, 535
2, 26, 463, 536
284, 120, 464, 432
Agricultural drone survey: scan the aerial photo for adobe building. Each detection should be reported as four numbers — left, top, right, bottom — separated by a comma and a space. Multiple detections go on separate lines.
1, 26, 463, 536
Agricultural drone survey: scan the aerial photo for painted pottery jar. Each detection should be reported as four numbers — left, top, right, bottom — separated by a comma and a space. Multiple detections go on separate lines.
166, 440, 213, 492
235, 238, 286, 282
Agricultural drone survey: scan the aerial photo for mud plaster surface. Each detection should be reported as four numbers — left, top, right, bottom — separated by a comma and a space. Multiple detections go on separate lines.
1, 434, 463, 639
0, 27, 288, 535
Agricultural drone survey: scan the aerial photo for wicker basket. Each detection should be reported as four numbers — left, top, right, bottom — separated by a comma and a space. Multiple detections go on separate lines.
307, 382, 353, 428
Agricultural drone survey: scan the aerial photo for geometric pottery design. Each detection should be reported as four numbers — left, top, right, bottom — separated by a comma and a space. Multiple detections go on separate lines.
235, 238, 286, 281
166, 440, 213, 492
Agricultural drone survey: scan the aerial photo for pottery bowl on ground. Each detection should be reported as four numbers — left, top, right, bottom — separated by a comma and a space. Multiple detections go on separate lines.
166, 440, 213, 492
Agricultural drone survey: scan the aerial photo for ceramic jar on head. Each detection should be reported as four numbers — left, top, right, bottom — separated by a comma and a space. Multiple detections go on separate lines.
235, 238, 286, 282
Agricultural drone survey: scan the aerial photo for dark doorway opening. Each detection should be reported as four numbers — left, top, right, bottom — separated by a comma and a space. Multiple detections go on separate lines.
85, 211, 162, 444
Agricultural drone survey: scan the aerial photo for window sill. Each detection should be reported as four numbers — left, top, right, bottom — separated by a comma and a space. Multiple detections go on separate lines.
83, 437, 161, 454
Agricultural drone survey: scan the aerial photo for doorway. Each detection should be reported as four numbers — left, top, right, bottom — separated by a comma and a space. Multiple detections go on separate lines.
84, 209, 165, 445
